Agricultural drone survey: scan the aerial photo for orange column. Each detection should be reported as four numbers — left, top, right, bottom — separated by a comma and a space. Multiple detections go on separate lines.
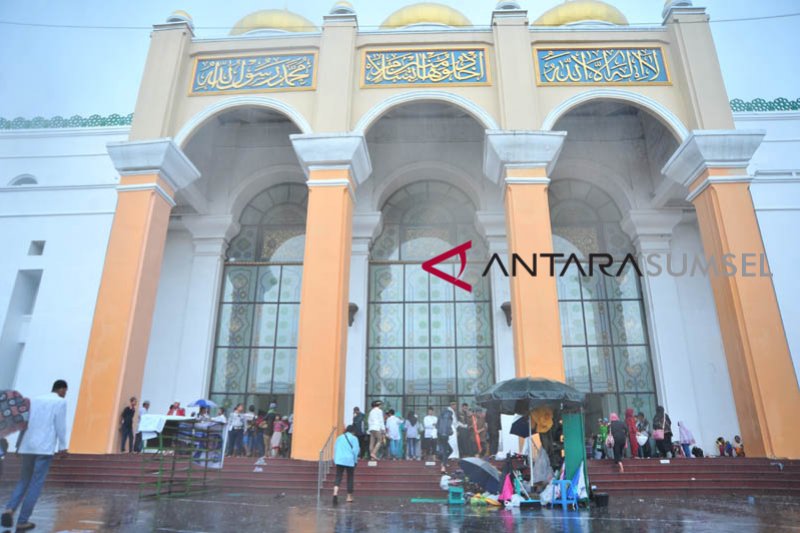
664, 131, 800, 459
71, 140, 199, 454
504, 171, 565, 380
289, 134, 371, 460
484, 131, 567, 380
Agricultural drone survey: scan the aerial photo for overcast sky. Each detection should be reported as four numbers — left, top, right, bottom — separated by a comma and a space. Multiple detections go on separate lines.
0, 0, 798, 118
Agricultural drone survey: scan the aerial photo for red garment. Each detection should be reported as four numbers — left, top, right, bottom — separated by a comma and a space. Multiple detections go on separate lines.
470, 414, 482, 455
625, 408, 639, 457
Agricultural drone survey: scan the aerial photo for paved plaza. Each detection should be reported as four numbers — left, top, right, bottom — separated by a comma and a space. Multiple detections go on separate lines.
0, 487, 799, 532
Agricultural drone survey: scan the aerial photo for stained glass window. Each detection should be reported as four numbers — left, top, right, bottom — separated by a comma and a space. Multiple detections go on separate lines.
367, 182, 494, 415
550, 180, 658, 424
210, 183, 306, 412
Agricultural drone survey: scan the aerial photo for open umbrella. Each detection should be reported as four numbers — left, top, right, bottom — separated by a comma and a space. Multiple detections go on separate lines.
509, 415, 531, 439
475, 377, 584, 415
458, 457, 502, 493
0, 390, 30, 438
187, 399, 218, 409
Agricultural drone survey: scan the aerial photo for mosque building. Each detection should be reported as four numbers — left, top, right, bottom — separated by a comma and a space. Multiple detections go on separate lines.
1, 0, 799, 461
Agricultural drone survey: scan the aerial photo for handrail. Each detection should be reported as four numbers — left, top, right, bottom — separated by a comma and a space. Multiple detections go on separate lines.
316, 426, 337, 506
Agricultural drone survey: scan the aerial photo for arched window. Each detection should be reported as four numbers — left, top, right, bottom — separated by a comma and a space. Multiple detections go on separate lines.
550, 179, 657, 423
9, 174, 37, 186
210, 183, 307, 415
367, 181, 494, 416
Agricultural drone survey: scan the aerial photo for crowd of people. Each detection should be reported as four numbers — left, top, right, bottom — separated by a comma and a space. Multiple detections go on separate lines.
116, 398, 294, 459
221, 402, 293, 459
351, 401, 502, 474
593, 405, 746, 472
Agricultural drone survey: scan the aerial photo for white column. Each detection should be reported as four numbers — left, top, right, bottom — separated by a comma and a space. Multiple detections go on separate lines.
476, 210, 518, 453
173, 214, 239, 404
622, 210, 703, 439
343, 211, 381, 425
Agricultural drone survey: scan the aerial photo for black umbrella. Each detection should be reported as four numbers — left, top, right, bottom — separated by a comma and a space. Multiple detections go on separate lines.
475, 377, 584, 415
509, 415, 531, 439
458, 457, 502, 493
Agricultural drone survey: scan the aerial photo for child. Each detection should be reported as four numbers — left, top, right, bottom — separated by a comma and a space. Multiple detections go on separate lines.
733, 435, 745, 457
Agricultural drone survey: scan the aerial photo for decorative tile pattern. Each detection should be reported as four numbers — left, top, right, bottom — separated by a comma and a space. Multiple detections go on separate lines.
366, 182, 494, 408
210, 184, 306, 404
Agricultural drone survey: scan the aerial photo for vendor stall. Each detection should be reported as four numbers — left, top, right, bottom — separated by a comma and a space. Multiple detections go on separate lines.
476, 377, 589, 506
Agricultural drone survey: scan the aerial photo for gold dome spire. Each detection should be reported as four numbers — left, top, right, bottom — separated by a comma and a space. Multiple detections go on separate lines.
230, 9, 318, 36
380, 3, 472, 30
533, 0, 629, 27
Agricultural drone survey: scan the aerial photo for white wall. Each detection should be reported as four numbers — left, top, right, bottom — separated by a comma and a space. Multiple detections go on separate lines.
736, 112, 800, 388
140, 228, 194, 414
670, 222, 741, 451
0, 126, 127, 444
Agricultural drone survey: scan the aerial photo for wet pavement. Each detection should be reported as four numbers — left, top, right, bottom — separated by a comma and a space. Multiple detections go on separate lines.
0, 487, 798, 532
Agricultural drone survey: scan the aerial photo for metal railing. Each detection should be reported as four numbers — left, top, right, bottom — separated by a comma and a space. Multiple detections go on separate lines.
316, 426, 337, 506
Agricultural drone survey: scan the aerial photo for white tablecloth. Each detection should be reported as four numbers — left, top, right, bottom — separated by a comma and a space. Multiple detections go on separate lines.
137, 414, 192, 442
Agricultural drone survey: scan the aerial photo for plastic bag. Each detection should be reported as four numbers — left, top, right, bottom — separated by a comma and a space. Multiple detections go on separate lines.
539, 480, 557, 505
503, 494, 523, 508
531, 446, 553, 485
439, 474, 452, 491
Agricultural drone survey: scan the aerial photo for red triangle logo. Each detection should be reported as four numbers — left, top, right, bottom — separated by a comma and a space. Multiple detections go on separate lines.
421, 241, 472, 293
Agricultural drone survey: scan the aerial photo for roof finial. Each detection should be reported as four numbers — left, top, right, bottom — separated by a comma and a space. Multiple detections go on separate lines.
330, 1, 356, 15
166, 10, 193, 30
663, 0, 693, 18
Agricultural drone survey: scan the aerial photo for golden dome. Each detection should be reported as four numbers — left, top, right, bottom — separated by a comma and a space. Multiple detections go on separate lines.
380, 3, 472, 30
230, 9, 318, 36
170, 10, 192, 21
533, 0, 629, 27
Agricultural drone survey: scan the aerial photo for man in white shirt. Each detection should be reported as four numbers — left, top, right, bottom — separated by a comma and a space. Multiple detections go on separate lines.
134, 400, 150, 452
367, 400, 385, 461
2, 380, 68, 531
422, 407, 438, 461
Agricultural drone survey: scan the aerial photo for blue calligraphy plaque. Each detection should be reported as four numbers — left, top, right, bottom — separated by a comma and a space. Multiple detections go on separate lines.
190, 53, 316, 95
535, 47, 670, 85
363, 48, 489, 87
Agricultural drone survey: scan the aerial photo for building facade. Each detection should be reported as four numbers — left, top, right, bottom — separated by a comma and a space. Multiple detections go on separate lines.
1, 0, 799, 461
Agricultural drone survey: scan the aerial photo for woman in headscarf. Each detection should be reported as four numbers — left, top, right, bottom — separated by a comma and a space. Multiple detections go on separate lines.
608, 413, 628, 473
624, 408, 639, 459
652, 405, 672, 458
677, 421, 696, 458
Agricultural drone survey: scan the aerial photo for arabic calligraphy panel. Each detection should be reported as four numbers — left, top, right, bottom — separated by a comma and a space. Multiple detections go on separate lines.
363, 48, 489, 87
535, 47, 669, 86
190, 53, 316, 95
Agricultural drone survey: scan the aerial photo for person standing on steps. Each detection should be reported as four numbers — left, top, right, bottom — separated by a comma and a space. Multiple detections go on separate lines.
422, 407, 438, 462
332, 425, 360, 505
2, 380, 69, 531
134, 400, 150, 452
367, 400, 385, 461
352, 407, 368, 459
119, 397, 137, 453
437, 402, 456, 473
653, 405, 672, 458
